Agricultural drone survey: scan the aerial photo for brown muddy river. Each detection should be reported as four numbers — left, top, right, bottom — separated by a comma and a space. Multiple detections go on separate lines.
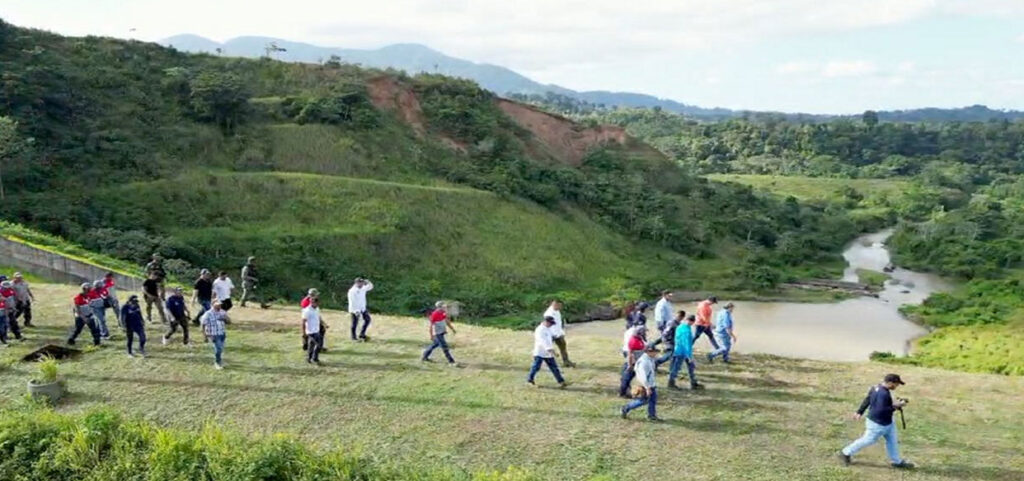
569, 229, 953, 362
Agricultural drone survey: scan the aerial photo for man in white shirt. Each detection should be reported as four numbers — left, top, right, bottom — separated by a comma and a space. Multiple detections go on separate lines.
302, 297, 323, 365
212, 271, 235, 312
347, 277, 374, 342
543, 300, 575, 367
620, 345, 662, 422
526, 316, 567, 388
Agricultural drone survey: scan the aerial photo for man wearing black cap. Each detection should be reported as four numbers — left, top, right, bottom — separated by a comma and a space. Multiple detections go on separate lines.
839, 374, 914, 469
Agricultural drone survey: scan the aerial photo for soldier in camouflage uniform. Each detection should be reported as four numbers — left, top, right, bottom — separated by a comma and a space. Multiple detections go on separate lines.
144, 253, 168, 301
240, 256, 270, 309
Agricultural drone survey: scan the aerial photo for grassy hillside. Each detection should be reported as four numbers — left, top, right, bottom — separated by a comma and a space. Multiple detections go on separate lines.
0, 283, 1021, 480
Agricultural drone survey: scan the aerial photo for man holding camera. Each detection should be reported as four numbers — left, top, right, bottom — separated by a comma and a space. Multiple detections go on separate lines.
839, 373, 915, 469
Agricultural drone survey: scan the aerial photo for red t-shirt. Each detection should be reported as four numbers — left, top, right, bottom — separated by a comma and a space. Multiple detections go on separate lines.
0, 287, 14, 298
73, 294, 89, 306
300, 296, 312, 309
104, 278, 116, 289
0, 298, 6, 310
627, 335, 645, 352
429, 309, 447, 323
86, 289, 105, 300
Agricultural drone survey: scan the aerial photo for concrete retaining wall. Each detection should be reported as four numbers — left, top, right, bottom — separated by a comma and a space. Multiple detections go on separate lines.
0, 237, 142, 291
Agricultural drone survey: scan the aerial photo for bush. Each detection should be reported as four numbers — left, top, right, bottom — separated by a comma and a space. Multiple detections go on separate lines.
36, 356, 59, 383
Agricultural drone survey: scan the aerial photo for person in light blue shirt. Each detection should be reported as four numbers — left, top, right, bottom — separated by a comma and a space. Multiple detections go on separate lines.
707, 303, 736, 363
653, 291, 674, 331
669, 314, 703, 389
620, 346, 662, 422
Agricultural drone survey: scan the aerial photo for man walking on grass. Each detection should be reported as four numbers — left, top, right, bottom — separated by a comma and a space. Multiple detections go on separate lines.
669, 314, 703, 390
422, 301, 458, 366
144, 253, 167, 300
0, 293, 12, 346
12, 272, 34, 328
122, 295, 147, 357
88, 280, 111, 338
212, 271, 235, 312
240, 256, 270, 309
620, 346, 662, 422
347, 278, 374, 342
68, 283, 101, 346
200, 300, 230, 369
838, 374, 915, 469
192, 269, 214, 326
302, 296, 324, 365
143, 273, 168, 324
102, 272, 121, 327
526, 316, 568, 388
619, 325, 647, 398
0, 280, 21, 341
543, 300, 575, 367
300, 288, 328, 352
655, 310, 684, 368
163, 287, 191, 346
707, 302, 736, 364
694, 295, 720, 350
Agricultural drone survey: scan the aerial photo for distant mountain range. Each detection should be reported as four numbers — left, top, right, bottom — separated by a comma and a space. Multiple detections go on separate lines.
162, 34, 1024, 122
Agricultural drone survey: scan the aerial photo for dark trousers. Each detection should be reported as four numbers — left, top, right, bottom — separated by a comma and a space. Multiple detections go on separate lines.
306, 332, 323, 362
165, 314, 190, 344
619, 362, 637, 397
693, 325, 720, 350
623, 387, 658, 418
0, 314, 9, 343
552, 335, 573, 364
669, 355, 698, 386
422, 333, 455, 363
527, 356, 565, 384
15, 300, 32, 326
126, 321, 146, 354
144, 293, 167, 324
351, 311, 371, 339
69, 316, 101, 346
2, 311, 22, 340
303, 324, 328, 351
221, 299, 233, 312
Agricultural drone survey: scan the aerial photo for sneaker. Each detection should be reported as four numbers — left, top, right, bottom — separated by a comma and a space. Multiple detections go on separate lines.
620, 407, 628, 419
320, 347, 328, 352
647, 416, 664, 423
668, 382, 681, 390
527, 381, 537, 388
24, 322, 34, 327
214, 363, 223, 370
838, 453, 851, 466
307, 359, 313, 364
558, 382, 568, 389
162, 337, 169, 346
67, 339, 76, 346
892, 461, 915, 470
421, 358, 433, 363
690, 383, 706, 390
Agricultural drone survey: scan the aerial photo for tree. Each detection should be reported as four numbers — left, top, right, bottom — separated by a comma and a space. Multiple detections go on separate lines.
0, 116, 19, 200
189, 71, 251, 133
862, 110, 879, 128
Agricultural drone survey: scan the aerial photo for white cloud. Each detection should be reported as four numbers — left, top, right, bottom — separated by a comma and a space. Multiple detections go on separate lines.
1016, 33, 1024, 43
823, 60, 878, 77
775, 61, 816, 75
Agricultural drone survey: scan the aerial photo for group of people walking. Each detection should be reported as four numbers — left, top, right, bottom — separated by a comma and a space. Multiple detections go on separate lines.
0, 272, 34, 345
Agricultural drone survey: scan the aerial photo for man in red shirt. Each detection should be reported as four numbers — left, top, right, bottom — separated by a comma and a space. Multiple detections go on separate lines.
0, 295, 11, 345
693, 296, 720, 351
421, 301, 458, 366
68, 283, 102, 346
103, 272, 122, 327
619, 325, 648, 398
0, 280, 22, 341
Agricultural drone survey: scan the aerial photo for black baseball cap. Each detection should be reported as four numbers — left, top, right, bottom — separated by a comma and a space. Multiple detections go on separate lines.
884, 373, 905, 385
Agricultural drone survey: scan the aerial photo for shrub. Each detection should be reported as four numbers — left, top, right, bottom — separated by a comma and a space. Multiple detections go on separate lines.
36, 356, 58, 383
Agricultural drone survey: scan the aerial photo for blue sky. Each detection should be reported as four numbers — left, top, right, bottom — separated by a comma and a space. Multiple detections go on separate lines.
1, 0, 1022, 114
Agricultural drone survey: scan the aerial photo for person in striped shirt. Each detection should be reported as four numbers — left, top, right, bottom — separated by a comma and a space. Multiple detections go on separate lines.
200, 301, 230, 369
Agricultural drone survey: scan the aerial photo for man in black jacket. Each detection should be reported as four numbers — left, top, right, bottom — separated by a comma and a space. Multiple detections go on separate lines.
838, 373, 914, 469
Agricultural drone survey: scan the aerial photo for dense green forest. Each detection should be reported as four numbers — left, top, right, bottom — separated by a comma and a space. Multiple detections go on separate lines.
0, 20, 861, 324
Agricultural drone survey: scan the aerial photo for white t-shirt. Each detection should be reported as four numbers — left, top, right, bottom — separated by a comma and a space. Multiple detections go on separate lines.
302, 306, 321, 335
543, 306, 564, 338
622, 326, 637, 352
533, 323, 555, 358
212, 277, 235, 301
347, 281, 373, 313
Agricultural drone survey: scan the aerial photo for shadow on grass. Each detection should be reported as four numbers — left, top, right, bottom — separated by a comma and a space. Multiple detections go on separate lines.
915, 463, 1024, 481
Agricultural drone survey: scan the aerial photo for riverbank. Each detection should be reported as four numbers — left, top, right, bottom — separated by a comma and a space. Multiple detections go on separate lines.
1, 283, 1022, 480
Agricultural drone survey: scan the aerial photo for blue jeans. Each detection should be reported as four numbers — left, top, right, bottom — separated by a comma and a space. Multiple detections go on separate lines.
619, 361, 637, 396
842, 418, 903, 464
669, 355, 698, 386
623, 387, 658, 418
655, 347, 673, 366
527, 356, 565, 384
194, 299, 212, 325
211, 334, 226, 365
422, 333, 455, 363
693, 325, 720, 350
0, 314, 8, 343
708, 332, 732, 362
351, 311, 372, 339
93, 305, 109, 337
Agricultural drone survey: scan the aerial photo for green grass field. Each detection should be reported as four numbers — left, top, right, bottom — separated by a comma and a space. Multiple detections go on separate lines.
0, 283, 1021, 481
706, 174, 913, 201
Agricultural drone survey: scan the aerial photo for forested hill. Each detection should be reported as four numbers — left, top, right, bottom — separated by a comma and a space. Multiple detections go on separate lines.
163, 34, 1024, 122
0, 20, 859, 324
